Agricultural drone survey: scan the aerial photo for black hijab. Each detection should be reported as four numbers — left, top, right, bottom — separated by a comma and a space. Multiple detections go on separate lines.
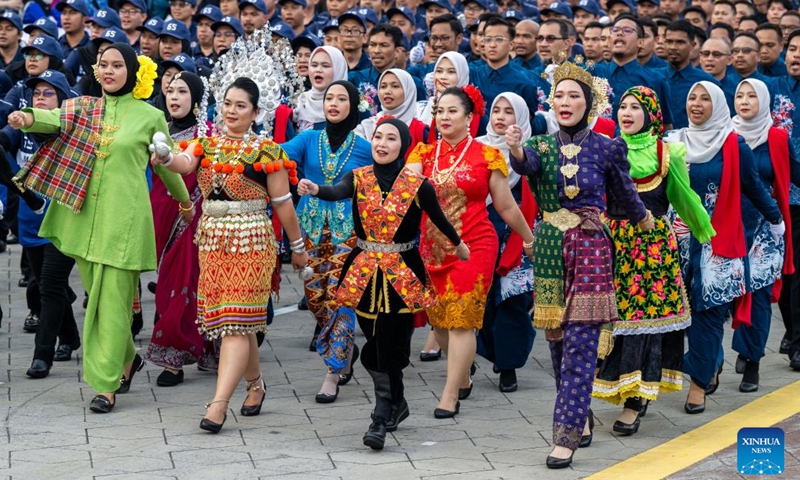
558, 80, 594, 138
101, 43, 139, 97
373, 117, 412, 192
325, 80, 360, 152
168, 71, 204, 134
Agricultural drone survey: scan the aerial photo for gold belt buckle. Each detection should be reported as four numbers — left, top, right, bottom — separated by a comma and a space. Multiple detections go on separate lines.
543, 208, 581, 232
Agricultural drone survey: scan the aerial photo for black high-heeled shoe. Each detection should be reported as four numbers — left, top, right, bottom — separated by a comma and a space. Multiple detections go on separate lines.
705, 365, 723, 395
241, 374, 266, 416
613, 399, 642, 435
200, 399, 228, 433
578, 408, 594, 448
338, 344, 359, 386
458, 379, 473, 400
116, 354, 145, 394
740, 361, 760, 393
546, 449, 575, 469
639, 399, 650, 417
684, 383, 706, 414
434, 400, 460, 419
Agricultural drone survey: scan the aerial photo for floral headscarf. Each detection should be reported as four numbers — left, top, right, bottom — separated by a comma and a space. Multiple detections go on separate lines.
621, 86, 663, 137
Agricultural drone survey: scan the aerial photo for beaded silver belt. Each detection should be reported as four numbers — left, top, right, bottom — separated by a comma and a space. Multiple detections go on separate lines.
203, 199, 267, 218
357, 239, 414, 253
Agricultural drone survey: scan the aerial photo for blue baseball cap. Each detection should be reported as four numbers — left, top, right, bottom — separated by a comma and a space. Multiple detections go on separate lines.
92, 27, 130, 46
353, 8, 379, 26
386, 7, 416, 27
464, 0, 491, 9
212, 16, 245, 37
0, 11, 22, 32
137, 17, 164, 34
291, 34, 321, 52
25, 70, 76, 99
541, 1, 574, 20
22, 35, 62, 57
120, 0, 148, 13
280, 0, 307, 7
321, 18, 339, 33
503, 10, 524, 22
194, 5, 223, 23
180, 0, 198, 5
56, 0, 90, 16
573, 0, 602, 16
608, 0, 636, 12
639, 0, 660, 5
24, 18, 59, 39
421, 0, 453, 12
271, 21, 297, 41
162, 53, 197, 74
338, 10, 368, 30
239, 0, 268, 14
159, 19, 191, 42
87, 8, 121, 28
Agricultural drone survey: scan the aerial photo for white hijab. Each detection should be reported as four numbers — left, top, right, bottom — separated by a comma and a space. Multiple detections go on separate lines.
293, 46, 348, 129
665, 81, 733, 164
417, 52, 470, 124
731, 78, 772, 150
477, 92, 531, 204
355, 69, 418, 139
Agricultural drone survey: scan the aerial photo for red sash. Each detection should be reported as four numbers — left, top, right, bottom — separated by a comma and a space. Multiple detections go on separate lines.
592, 117, 617, 138
767, 127, 795, 302
713, 134, 751, 328
273, 104, 292, 144
496, 180, 538, 275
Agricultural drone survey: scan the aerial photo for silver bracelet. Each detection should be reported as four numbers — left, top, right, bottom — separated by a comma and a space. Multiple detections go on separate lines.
162, 153, 174, 167
271, 192, 292, 204
291, 246, 306, 255
289, 237, 304, 247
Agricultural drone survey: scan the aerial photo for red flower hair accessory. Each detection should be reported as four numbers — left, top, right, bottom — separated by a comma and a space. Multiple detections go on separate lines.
462, 85, 486, 117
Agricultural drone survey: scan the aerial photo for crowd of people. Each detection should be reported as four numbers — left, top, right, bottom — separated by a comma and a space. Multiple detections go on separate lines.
1, 0, 800, 469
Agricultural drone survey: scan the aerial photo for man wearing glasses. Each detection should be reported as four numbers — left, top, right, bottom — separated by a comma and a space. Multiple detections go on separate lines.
170, 0, 198, 39
731, 32, 773, 88
699, 36, 737, 112
118, 0, 148, 51
592, 15, 674, 129
469, 17, 540, 126
337, 10, 372, 71
408, 13, 463, 78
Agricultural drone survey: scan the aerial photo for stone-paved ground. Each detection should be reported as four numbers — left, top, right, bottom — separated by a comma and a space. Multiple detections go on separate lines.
0, 243, 797, 480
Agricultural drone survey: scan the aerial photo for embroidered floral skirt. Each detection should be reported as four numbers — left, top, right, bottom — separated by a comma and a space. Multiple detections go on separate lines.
196, 211, 277, 339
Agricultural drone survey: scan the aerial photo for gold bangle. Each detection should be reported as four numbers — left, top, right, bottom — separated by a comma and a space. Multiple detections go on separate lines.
178, 202, 193, 212
523, 239, 534, 249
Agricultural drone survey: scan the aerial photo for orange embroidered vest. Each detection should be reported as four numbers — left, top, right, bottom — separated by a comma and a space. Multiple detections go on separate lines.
336, 166, 436, 313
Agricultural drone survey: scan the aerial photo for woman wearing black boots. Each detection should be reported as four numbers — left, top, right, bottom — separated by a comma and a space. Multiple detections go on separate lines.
298, 118, 468, 450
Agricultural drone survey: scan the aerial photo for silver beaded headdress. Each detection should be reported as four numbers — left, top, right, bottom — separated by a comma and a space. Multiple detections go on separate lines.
208, 27, 305, 138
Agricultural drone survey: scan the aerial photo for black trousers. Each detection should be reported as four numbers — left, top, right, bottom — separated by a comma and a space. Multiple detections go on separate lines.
26, 244, 79, 364
357, 312, 415, 373
477, 288, 535, 371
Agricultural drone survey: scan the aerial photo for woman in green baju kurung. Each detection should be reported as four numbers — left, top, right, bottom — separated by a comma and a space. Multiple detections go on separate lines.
9, 44, 191, 413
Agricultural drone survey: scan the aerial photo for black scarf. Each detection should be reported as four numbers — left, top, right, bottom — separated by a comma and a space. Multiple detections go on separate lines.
325, 80, 360, 152
373, 117, 412, 193
559, 81, 594, 138
168, 71, 204, 135
101, 43, 139, 97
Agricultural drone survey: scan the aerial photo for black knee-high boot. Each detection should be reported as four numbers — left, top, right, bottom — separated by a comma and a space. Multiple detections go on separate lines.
364, 369, 392, 450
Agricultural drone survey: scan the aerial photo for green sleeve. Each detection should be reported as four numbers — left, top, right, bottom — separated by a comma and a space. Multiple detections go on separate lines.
665, 142, 716, 243
151, 115, 190, 203
20, 107, 60, 134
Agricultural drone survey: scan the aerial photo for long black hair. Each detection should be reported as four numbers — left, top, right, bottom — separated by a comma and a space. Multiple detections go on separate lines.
224, 77, 260, 131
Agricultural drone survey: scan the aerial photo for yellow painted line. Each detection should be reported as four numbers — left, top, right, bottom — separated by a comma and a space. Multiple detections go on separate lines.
586, 380, 800, 480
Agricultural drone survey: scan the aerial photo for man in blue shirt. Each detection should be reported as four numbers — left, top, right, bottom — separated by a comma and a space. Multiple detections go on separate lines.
407, 14, 463, 79
731, 32, 775, 90
470, 17, 540, 127
592, 15, 674, 129
348, 24, 426, 102
699, 36, 740, 113
639, 18, 668, 70
756, 23, 788, 77
338, 10, 372, 71
56, 0, 91, 59
659, 19, 717, 129
512, 19, 541, 71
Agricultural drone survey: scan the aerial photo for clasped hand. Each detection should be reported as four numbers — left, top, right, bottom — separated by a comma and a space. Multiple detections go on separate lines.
297, 179, 319, 196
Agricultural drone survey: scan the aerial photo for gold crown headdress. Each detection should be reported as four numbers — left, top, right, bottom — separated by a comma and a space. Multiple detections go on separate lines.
546, 53, 610, 121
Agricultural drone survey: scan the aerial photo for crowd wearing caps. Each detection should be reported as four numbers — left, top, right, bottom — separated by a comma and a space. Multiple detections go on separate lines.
24, 18, 59, 40
0, 11, 23, 32
87, 8, 122, 29
160, 19, 192, 42
56, 0, 90, 16
195, 5, 223, 23
138, 17, 164, 35
162, 53, 197, 74
93, 27, 130, 46
22, 35, 63, 58
212, 16, 245, 37
541, 1, 574, 20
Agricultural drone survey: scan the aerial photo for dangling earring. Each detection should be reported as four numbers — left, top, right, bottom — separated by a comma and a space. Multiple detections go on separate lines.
193, 105, 200, 118
92, 64, 100, 82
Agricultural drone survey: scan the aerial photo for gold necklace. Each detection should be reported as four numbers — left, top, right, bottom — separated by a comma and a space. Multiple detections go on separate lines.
432, 136, 473, 184
557, 130, 590, 199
